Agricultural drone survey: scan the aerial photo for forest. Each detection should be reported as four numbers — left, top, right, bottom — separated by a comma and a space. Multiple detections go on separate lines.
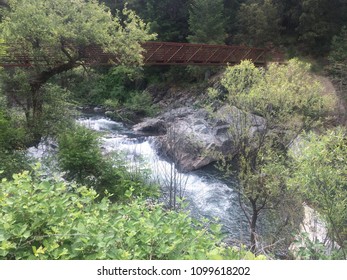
0, 0, 346, 260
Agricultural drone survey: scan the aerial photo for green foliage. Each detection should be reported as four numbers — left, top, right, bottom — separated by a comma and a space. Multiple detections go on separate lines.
98, 152, 159, 201
139, 0, 189, 42
74, 0, 347, 58
187, 0, 226, 82
188, 0, 226, 44
37, 83, 75, 138
57, 125, 103, 183
0, 37, 6, 56
209, 58, 332, 253
61, 67, 105, 105
106, 0, 190, 42
219, 59, 333, 137
329, 27, 347, 64
0, 110, 25, 150
293, 233, 329, 260
0, 69, 74, 146
297, 0, 344, 53
103, 90, 158, 121
293, 233, 345, 260
0, 0, 155, 142
103, 66, 143, 103
235, 0, 281, 46
67, 66, 157, 119
218, 60, 262, 99
0, 68, 31, 110
97, 69, 158, 119
327, 26, 347, 105
289, 128, 347, 256
57, 125, 158, 201
238, 147, 289, 203
223, 0, 243, 44
100, 0, 347, 56
70, 65, 143, 105
0, 0, 155, 67
0, 150, 31, 181
0, 106, 30, 180
123, 90, 158, 117
0, 170, 264, 260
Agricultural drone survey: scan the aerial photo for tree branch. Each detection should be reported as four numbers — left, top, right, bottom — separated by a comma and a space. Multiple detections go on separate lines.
30, 60, 77, 90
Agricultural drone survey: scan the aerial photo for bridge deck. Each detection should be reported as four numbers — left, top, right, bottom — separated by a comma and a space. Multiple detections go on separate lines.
0, 41, 282, 67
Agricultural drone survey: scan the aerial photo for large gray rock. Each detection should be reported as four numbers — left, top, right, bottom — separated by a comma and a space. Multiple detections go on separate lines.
133, 106, 266, 172
133, 107, 195, 134
133, 118, 166, 134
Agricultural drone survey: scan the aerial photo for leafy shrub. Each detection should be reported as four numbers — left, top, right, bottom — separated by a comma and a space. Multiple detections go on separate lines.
292, 233, 345, 260
0, 109, 30, 180
220, 59, 333, 121
0, 170, 265, 260
63, 67, 104, 105
124, 90, 158, 117
290, 128, 347, 256
95, 155, 159, 201
57, 125, 103, 183
0, 150, 31, 180
207, 59, 334, 254
67, 66, 143, 105
0, 110, 26, 150
40, 83, 75, 138
57, 126, 158, 200
105, 66, 143, 102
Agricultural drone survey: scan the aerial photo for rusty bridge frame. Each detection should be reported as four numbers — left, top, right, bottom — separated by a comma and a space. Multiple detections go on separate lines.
0, 41, 283, 68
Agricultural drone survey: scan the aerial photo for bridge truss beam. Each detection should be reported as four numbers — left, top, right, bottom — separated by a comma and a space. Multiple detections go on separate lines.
0, 41, 283, 68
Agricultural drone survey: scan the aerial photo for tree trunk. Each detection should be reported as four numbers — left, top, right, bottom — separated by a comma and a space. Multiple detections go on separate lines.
30, 83, 44, 143
25, 60, 77, 144
250, 199, 258, 254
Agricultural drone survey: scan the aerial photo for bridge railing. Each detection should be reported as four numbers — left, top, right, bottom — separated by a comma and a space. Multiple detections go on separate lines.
0, 42, 283, 67
141, 42, 269, 66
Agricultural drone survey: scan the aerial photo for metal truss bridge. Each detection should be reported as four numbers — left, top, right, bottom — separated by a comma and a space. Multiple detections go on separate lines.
0, 41, 283, 68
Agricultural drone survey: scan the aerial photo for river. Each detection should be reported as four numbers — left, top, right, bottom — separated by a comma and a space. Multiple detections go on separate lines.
28, 114, 250, 245
77, 114, 250, 243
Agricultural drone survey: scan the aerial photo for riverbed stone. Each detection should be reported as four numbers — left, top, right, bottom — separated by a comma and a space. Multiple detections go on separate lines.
133, 118, 166, 134
133, 105, 266, 172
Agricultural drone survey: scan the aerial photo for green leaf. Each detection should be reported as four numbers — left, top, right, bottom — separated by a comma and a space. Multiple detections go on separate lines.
22, 231, 31, 239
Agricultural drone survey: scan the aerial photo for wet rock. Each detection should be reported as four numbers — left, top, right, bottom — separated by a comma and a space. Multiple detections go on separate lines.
105, 111, 114, 117
133, 118, 166, 134
93, 106, 104, 113
133, 105, 266, 172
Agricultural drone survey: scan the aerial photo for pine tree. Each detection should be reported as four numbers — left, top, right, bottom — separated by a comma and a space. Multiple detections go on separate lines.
188, 0, 226, 44
297, 0, 344, 53
235, 0, 281, 47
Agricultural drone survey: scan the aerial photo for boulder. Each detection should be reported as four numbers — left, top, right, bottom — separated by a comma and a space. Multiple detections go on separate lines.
133, 118, 166, 134
133, 105, 266, 172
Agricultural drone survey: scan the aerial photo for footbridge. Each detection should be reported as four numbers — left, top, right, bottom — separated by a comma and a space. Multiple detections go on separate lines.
0, 41, 283, 67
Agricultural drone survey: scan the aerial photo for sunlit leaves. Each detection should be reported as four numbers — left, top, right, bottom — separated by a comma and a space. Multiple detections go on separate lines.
220, 59, 334, 136
208, 58, 331, 253
0, 171, 263, 260
0, 0, 155, 68
289, 128, 347, 250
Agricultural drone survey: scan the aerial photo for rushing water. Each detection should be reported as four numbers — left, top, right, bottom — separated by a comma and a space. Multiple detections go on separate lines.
28, 114, 250, 243
77, 115, 250, 243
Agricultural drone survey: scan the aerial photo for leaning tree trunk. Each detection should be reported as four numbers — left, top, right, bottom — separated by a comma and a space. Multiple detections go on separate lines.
25, 60, 77, 145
